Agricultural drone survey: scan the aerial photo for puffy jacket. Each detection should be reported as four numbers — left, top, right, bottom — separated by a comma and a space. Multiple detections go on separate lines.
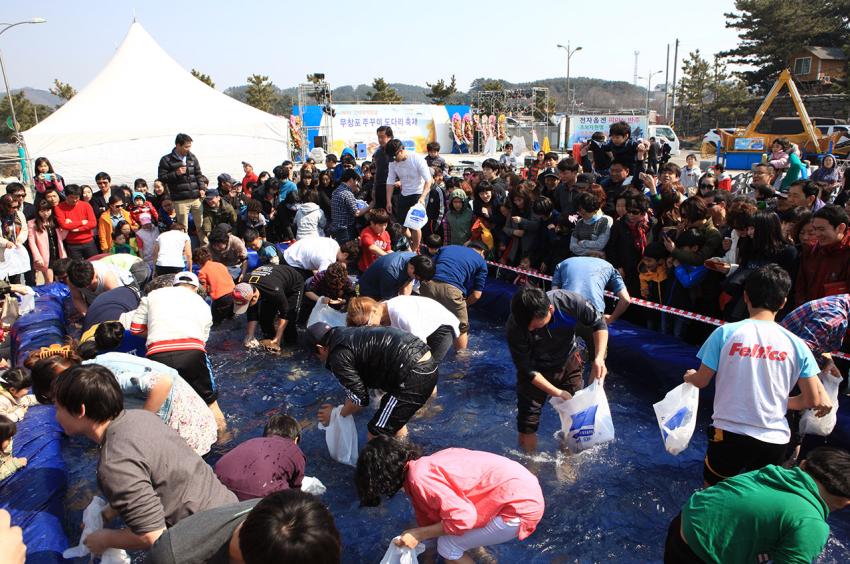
157, 150, 203, 202
324, 326, 430, 406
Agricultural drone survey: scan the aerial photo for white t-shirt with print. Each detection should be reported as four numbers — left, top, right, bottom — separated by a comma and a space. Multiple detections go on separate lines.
697, 319, 819, 444
386, 295, 460, 343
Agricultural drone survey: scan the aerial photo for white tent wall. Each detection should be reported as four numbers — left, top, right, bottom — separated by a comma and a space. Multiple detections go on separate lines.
23, 22, 289, 185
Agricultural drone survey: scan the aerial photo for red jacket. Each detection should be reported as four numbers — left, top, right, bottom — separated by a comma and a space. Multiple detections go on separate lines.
796, 232, 850, 304
54, 200, 97, 245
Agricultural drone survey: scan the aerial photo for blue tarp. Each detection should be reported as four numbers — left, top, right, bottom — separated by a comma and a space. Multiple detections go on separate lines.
0, 405, 69, 563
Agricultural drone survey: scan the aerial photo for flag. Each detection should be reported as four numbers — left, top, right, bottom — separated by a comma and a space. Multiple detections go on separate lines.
532, 130, 540, 152
542, 136, 551, 153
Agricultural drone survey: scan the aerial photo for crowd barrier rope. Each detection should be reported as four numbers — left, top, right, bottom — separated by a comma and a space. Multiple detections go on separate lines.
486, 259, 850, 362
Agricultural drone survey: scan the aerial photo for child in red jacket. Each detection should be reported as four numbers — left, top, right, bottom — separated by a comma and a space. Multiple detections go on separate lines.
129, 192, 159, 226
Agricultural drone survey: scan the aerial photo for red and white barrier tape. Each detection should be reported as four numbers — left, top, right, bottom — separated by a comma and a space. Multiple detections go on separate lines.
486, 260, 850, 362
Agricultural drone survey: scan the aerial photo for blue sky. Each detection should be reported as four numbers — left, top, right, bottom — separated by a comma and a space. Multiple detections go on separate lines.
3, 0, 742, 94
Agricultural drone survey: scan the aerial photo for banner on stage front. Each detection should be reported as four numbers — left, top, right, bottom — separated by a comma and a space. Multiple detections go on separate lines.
567, 114, 649, 147
331, 105, 437, 156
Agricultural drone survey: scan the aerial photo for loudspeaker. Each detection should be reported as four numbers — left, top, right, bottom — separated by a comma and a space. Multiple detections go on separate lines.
313, 135, 327, 150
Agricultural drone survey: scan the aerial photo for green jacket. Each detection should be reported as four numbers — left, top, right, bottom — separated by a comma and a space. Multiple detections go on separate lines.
683, 465, 830, 564
445, 189, 473, 246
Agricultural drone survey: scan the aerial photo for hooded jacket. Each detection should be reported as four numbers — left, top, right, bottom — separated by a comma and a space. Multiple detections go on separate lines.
444, 188, 473, 246
294, 202, 326, 239
796, 230, 850, 304
324, 326, 430, 406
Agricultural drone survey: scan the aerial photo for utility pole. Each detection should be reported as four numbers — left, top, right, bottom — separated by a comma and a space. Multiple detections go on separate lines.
663, 43, 670, 121
633, 51, 640, 87
670, 38, 679, 127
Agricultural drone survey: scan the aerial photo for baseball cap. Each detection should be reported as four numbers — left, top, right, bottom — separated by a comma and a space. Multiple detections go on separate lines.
232, 283, 254, 315
306, 322, 332, 347
217, 173, 236, 185
205, 189, 220, 200
241, 161, 252, 167
540, 167, 558, 180
173, 271, 200, 288
138, 212, 152, 225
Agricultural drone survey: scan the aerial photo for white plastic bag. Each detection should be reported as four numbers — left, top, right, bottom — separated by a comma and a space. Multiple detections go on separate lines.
653, 383, 700, 455
550, 380, 615, 452
301, 475, 327, 495
307, 298, 348, 328
18, 287, 35, 316
62, 496, 131, 564
379, 537, 426, 564
799, 369, 842, 437
318, 405, 359, 466
403, 203, 428, 231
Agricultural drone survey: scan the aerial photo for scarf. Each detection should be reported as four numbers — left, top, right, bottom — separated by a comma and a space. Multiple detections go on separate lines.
625, 215, 650, 253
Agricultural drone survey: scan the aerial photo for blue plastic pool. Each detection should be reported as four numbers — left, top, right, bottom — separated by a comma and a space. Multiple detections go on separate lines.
61, 315, 850, 563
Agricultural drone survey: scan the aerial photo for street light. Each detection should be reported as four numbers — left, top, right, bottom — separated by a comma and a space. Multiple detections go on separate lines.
0, 18, 46, 183
556, 42, 582, 114
643, 70, 663, 114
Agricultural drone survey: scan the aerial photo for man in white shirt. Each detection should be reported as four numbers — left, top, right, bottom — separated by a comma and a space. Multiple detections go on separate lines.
282, 236, 359, 279
385, 139, 433, 253
683, 265, 831, 487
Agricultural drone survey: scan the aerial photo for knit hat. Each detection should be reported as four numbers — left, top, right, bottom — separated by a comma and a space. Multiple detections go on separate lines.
132, 191, 146, 202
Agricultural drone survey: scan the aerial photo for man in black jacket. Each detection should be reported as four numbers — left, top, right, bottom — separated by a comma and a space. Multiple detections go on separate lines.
312, 324, 438, 439
507, 287, 609, 452
372, 125, 393, 209
158, 133, 205, 244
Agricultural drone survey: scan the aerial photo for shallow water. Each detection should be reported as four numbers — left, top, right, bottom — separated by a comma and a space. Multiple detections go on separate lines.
62, 315, 850, 563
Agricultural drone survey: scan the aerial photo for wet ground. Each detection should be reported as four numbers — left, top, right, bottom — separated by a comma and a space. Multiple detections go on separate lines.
61, 315, 850, 563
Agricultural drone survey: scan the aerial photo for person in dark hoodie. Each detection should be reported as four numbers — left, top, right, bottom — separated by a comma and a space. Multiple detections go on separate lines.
666, 446, 850, 564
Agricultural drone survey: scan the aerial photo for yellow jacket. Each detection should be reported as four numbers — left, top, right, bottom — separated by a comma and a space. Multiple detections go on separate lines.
98, 209, 137, 251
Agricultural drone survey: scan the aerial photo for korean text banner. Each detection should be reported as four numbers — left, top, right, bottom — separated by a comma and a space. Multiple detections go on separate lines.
567, 114, 649, 147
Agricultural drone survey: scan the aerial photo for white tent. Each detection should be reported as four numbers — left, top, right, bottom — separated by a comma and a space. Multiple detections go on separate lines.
23, 22, 290, 185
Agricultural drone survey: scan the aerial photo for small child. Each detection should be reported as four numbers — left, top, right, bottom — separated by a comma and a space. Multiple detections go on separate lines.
134, 213, 159, 269
242, 228, 283, 266
638, 242, 670, 331
358, 209, 392, 272
0, 414, 26, 480
424, 142, 447, 174
110, 227, 137, 256
194, 246, 236, 326
214, 412, 305, 501
712, 164, 733, 191
663, 229, 707, 337
0, 368, 37, 422
423, 233, 442, 258
129, 192, 159, 225
512, 256, 538, 287
768, 138, 790, 172
500, 142, 517, 170
603, 121, 643, 173
444, 189, 473, 246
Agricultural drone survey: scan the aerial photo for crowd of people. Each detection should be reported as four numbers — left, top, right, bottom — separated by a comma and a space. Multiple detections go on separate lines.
0, 122, 849, 563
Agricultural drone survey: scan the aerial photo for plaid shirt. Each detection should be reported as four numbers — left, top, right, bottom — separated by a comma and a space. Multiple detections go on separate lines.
780, 294, 850, 357
330, 185, 358, 231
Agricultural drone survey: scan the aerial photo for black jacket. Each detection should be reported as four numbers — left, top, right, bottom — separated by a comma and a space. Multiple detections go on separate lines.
325, 326, 430, 406
157, 150, 203, 202
507, 289, 606, 384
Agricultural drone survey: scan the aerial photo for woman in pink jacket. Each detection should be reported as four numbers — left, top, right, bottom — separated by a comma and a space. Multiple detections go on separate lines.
356, 436, 545, 563
27, 199, 67, 283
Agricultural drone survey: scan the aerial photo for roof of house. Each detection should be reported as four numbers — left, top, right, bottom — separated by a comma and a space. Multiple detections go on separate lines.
800, 46, 848, 60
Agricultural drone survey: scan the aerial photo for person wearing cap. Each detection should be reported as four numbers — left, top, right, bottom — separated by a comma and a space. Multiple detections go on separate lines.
241, 162, 258, 197
665, 447, 850, 563
200, 189, 237, 243
130, 271, 225, 431
385, 138, 433, 254
311, 323, 438, 439
217, 173, 248, 215
537, 168, 559, 202
232, 263, 304, 352
419, 243, 488, 350
282, 236, 359, 280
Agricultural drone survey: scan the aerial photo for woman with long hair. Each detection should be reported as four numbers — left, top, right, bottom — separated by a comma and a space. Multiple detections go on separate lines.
355, 435, 544, 563
27, 199, 67, 283
33, 157, 65, 195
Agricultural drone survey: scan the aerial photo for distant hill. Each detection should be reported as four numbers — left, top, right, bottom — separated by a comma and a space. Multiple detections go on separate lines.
0, 87, 62, 107
223, 77, 652, 113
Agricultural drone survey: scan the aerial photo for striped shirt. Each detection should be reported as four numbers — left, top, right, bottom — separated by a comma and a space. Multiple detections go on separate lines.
330, 185, 358, 232
780, 294, 850, 358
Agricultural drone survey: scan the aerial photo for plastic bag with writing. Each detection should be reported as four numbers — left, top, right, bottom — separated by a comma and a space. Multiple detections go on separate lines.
550, 379, 615, 452
652, 383, 699, 455
799, 369, 842, 437
318, 404, 359, 466
403, 203, 428, 231
307, 298, 348, 328
301, 475, 327, 495
379, 537, 426, 564
62, 496, 131, 564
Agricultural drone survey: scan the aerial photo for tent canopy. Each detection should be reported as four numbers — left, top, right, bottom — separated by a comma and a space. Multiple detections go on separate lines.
23, 22, 289, 185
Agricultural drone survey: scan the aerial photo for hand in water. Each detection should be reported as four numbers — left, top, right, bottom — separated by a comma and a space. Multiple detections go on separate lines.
317, 404, 333, 426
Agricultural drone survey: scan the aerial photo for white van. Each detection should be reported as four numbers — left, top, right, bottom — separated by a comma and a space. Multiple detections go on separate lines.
648, 124, 680, 156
